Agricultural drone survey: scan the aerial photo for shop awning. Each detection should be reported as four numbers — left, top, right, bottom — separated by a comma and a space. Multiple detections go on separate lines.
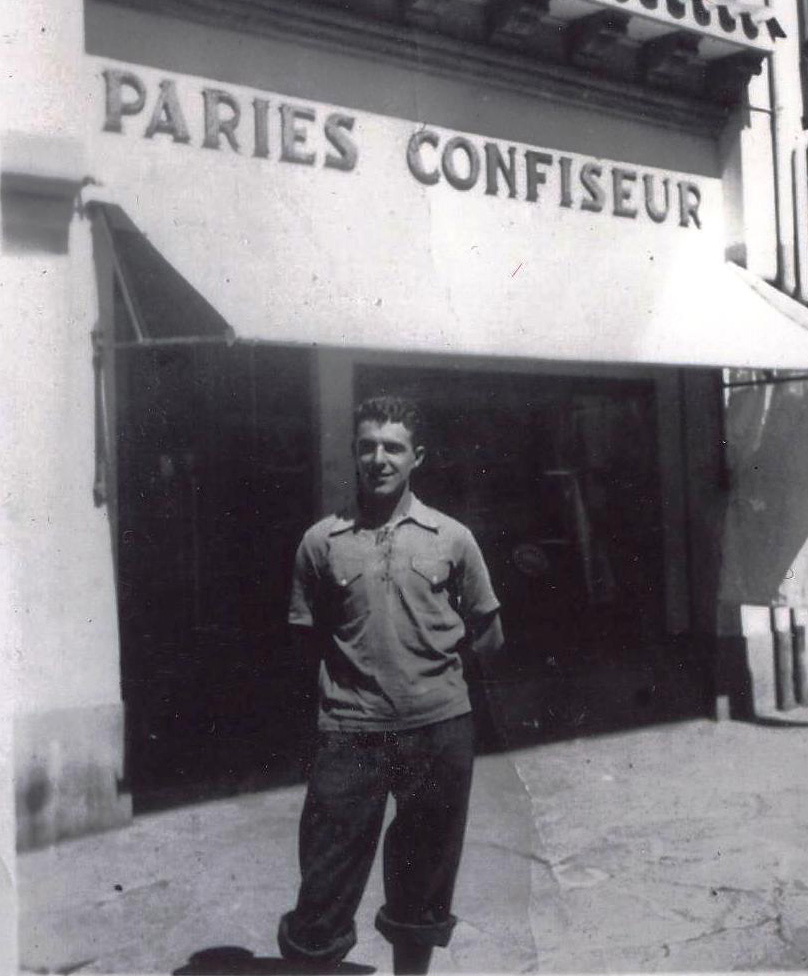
87, 200, 808, 371
630, 261, 808, 370
92, 203, 235, 345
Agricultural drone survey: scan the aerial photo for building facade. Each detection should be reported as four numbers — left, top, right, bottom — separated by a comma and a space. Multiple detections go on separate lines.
6, 12, 808, 938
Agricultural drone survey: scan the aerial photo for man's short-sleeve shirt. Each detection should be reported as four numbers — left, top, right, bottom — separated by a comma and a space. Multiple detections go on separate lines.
289, 494, 500, 732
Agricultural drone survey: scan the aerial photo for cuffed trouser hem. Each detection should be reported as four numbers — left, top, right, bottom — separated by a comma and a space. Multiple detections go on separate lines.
374, 906, 457, 948
278, 912, 357, 965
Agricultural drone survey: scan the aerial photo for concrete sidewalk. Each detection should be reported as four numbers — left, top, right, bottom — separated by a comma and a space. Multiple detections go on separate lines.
17, 718, 808, 974
18, 743, 536, 975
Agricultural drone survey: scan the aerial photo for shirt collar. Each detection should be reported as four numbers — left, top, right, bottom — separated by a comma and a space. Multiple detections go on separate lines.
404, 494, 440, 531
328, 493, 439, 536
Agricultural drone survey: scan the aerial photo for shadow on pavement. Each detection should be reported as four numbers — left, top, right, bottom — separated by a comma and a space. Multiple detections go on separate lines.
173, 946, 375, 975
134, 636, 713, 813
469, 634, 714, 754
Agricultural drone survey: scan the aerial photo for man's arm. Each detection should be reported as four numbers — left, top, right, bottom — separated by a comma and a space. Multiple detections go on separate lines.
286, 531, 325, 694
288, 623, 322, 693
467, 608, 505, 680
461, 605, 508, 752
454, 525, 506, 676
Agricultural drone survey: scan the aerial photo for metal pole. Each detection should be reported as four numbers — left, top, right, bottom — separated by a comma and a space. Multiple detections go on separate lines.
768, 2, 801, 296
794, 131, 808, 301
791, 606, 808, 705
772, 605, 797, 710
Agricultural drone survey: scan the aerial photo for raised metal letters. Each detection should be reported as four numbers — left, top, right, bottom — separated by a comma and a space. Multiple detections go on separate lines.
485, 143, 517, 199
280, 104, 316, 166
103, 69, 147, 134
253, 98, 270, 159
442, 136, 480, 191
324, 114, 358, 171
407, 130, 441, 185
644, 174, 671, 223
144, 80, 190, 144
612, 167, 638, 218
203, 89, 241, 152
525, 150, 553, 203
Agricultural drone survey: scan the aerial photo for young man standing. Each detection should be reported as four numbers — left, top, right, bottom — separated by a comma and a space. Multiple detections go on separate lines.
278, 395, 504, 974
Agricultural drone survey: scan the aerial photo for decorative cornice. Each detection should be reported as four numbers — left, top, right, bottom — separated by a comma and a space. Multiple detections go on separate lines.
567, 10, 634, 78
92, 0, 745, 134
589, 0, 784, 50
640, 31, 705, 97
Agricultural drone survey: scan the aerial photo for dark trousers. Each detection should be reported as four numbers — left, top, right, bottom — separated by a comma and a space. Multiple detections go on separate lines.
278, 713, 474, 965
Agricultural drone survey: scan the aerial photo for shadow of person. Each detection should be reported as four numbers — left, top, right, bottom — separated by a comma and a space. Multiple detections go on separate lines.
173, 946, 376, 975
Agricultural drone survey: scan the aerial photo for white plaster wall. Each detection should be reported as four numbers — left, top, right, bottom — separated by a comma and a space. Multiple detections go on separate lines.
4, 0, 85, 138
0, 710, 15, 976
3, 225, 122, 713
2, 0, 96, 944
3, 0, 121, 717
3, 0, 125, 858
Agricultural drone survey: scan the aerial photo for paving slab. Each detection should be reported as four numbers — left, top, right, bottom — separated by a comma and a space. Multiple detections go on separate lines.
17, 718, 808, 974
18, 747, 534, 975
510, 719, 808, 973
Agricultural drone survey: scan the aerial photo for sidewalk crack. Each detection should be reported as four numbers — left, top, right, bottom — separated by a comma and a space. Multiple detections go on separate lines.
507, 755, 544, 971
470, 837, 553, 871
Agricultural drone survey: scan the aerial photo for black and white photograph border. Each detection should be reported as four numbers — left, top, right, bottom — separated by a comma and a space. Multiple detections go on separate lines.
5, 0, 808, 973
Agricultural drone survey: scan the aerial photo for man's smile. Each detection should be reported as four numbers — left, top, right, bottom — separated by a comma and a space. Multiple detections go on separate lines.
354, 419, 425, 504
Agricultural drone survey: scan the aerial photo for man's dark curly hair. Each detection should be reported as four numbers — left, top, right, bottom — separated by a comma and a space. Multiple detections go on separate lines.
353, 395, 425, 448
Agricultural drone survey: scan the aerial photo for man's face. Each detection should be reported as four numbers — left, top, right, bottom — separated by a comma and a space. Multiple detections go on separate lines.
354, 419, 425, 502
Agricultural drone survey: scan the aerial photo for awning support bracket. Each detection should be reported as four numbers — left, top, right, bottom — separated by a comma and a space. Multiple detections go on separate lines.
90, 202, 146, 344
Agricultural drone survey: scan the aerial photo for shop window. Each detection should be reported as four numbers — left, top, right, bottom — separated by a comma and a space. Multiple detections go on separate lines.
356, 364, 664, 651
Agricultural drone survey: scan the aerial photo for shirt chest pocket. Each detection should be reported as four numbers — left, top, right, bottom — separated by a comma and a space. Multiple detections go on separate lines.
325, 555, 368, 624
329, 556, 364, 591
410, 556, 452, 594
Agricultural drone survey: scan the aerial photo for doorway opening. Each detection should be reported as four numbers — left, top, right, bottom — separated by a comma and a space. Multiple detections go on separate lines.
115, 342, 316, 808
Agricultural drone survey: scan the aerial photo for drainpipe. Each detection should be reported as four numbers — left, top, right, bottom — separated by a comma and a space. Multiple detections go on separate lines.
794, 0, 808, 301
769, 0, 802, 296
795, 129, 808, 299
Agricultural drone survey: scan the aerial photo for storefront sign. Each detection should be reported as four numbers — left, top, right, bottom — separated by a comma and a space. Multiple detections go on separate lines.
405, 129, 701, 227
90, 56, 729, 366
103, 69, 358, 172
102, 67, 702, 230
